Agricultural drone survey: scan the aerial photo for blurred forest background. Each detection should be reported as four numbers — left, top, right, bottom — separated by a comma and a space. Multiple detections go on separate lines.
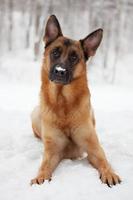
0, 0, 133, 83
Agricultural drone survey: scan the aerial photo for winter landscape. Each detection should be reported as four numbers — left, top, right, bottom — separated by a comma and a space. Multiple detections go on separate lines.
0, 0, 133, 200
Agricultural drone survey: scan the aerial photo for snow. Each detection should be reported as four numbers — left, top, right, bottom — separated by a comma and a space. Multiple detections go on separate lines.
0, 52, 133, 200
55, 65, 66, 72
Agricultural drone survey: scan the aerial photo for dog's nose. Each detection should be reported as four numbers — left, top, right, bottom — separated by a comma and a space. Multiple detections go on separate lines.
54, 65, 66, 76
49, 64, 71, 84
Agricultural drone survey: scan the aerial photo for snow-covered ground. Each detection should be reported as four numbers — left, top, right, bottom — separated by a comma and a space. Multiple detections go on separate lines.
0, 52, 133, 200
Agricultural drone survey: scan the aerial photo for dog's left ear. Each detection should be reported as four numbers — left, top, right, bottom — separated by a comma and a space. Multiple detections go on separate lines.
80, 29, 103, 60
44, 15, 63, 47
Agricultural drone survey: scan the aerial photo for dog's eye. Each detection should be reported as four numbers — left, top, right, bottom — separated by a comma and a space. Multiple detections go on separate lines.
69, 52, 78, 63
51, 47, 62, 59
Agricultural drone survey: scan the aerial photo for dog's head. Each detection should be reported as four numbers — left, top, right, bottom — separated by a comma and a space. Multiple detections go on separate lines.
43, 15, 103, 85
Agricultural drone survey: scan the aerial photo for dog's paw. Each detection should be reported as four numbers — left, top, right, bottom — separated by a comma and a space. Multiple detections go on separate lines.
100, 170, 121, 187
30, 173, 52, 185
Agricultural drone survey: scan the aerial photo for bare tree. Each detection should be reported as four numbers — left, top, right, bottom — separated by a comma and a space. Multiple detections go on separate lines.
8, 0, 13, 51
25, 0, 33, 48
34, 0, 43, 60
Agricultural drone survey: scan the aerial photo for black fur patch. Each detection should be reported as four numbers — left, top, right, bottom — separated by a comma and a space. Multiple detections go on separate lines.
64, 39, 72, 46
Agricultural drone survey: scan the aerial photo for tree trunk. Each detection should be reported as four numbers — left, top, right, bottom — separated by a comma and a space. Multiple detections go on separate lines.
8, 0, 13, 51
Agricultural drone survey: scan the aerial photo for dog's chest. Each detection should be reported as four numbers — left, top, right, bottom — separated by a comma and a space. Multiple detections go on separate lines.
63, 127, 71, 137
42, 84, 90, 130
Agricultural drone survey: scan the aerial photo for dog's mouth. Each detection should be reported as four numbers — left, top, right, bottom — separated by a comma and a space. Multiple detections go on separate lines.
49, 64, 72, 85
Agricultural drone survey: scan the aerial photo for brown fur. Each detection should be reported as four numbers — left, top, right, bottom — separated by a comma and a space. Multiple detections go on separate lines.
30, 16, 121, 187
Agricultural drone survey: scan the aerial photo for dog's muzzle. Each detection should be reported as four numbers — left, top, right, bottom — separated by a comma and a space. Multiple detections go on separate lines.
49, 64, 72, 84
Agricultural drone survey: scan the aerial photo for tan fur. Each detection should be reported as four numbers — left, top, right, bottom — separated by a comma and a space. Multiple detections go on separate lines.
31, 37, 121, 186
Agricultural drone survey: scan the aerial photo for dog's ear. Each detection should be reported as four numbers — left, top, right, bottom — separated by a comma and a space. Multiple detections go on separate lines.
80, 29, 103, 60
44, 15, 63, 47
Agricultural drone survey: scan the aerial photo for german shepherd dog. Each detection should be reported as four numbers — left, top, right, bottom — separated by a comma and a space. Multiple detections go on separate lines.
31, 15, 121, 187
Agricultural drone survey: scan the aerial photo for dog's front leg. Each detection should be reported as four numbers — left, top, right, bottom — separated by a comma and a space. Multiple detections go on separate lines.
31, 125, 68, 185
72, 122, 121, 187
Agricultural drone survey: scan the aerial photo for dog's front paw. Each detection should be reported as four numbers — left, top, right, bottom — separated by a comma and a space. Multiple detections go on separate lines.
30, 172, 52, 185
100, 170, 121, 187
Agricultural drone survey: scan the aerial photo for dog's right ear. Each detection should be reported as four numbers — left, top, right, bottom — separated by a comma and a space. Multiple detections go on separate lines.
44, 15, 63, 47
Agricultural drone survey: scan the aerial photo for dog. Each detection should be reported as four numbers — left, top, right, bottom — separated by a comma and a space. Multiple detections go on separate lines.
31, 15, 121, 187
